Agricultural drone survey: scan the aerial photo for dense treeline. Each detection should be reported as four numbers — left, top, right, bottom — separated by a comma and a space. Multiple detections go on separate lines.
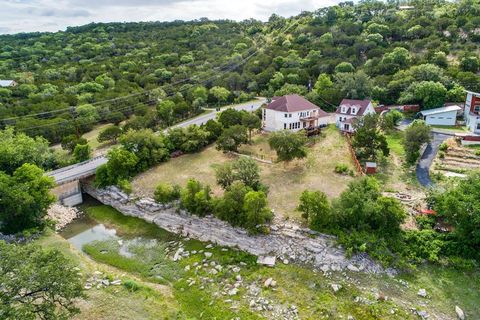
2, 0, 480, 142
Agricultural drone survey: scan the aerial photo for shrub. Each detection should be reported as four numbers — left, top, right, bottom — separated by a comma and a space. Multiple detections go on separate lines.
180, 179, 212, 216
334, 163, 349, 174
297, 190, 331, 229
439, 142, 448, 151
118, 179, 132, 194
73, 143, 91, 162
123, 280, 140, 292
154, 183, 181, 204
475, 149, 480, 156
438, 150, 445, 159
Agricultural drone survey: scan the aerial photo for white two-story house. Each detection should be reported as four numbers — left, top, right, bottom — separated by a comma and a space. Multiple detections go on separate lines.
465, 91, 480, 134
262, 94, 329, 132
335, 99, 375, 132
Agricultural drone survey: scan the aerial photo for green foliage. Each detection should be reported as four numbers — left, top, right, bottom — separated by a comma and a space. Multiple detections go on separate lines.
216, 125, 248, 152
118, 179, 132, 194
439, 142, 448, 152
243, 190, 273, 233
297, 190, 331, 229
120, 129, 170, 171
403, 120, 431, 164
268, 130, 307, 162
352, 114, 389, 161
123, 280, 141, 292
72, 143, 91, 162
380, 110, 403, 132
334, 163, 350, 174
180, 179, 212, 217
0, 164, 55, 234
241, 112, 261, 141
334, 62, 355, 73
95, 147, 139, 187
166, 125, 209, 153
61, 134, 88, 153
214, 181, 251, 227
0, 127, 55, 174
97, 125, 122, 143
0, 241, 84, 320
400, 81, 447, 109
217, 108, 244, 128
154, 183, 181, 204
202, 119, 224, 143
431, 171, 480, 259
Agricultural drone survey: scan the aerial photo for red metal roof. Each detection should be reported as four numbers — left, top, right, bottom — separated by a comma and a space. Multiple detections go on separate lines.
265, 94, 328, 115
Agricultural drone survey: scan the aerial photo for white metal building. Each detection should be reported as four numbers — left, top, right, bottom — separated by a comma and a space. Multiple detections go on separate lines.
419, 105, 461, 126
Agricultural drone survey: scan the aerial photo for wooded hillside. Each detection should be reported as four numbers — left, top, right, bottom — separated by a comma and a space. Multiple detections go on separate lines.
1, 0, 479, 142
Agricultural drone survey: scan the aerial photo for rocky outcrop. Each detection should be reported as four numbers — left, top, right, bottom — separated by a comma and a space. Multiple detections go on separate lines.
83, 184, 389, 274
47, 204, 80, 231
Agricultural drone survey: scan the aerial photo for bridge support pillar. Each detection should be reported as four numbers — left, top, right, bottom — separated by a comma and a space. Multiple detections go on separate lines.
51, 180, 83, 206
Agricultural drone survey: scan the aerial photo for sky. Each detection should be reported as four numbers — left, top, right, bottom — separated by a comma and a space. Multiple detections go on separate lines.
0, 0, 341, 35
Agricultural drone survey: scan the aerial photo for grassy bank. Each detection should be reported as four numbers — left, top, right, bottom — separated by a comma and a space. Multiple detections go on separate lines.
43, 203, 480, 319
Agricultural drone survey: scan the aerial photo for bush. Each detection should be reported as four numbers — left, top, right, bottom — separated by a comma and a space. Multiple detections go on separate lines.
154, 183, 181, 204
118, 179, 132, 194
438, 150, 445, 159
180, 179, 212, 216
439, 142, 448, 151
334, 163, 349, 174
123, 280, 140, 292
73, 143, 91, 162
475, 149, 480, 156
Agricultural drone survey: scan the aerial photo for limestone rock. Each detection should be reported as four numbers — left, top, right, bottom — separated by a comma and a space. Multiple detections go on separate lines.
455, 306, 465, 320
417, 288, 427, 297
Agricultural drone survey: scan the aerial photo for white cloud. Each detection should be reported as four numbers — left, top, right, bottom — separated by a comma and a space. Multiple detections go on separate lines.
0, 0, 341, 34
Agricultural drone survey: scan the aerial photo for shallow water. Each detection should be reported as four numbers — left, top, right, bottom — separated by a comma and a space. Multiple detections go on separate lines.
64, 222, 118, 251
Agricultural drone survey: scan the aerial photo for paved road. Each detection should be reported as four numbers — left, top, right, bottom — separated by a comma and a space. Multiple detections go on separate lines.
167, 98, 266, 131
48, 98, 266, 184
416, 133, 449, 187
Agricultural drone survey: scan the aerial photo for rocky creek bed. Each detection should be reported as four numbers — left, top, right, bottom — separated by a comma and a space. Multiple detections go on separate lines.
83, 184, 390, 275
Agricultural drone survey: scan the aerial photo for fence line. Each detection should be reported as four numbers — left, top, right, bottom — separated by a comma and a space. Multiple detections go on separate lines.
344, 133, 365, 176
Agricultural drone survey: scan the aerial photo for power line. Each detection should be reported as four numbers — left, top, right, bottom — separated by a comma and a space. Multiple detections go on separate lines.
6, 20, 300, 133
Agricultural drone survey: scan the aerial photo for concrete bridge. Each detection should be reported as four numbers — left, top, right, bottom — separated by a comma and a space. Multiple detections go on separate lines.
48, 156, 107, 206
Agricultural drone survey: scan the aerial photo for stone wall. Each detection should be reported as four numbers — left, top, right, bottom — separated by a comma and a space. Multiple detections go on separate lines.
83, 184, 389, 274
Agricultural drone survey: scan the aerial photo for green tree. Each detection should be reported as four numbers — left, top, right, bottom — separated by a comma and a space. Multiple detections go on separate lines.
180, 179, 212, 216
297, 190, 331, 229
61, 134, 88, 153
334, 62, 355, 73
120, 129, 170, 171
334, 71, 372, 100
243, 191, 272, 232
72, 143, 91, 162
0, 241, 84, 320
241, 112, 261, 141
202, 119, 224, 143
399, 81, 447, 109
95, 147, 139, 187
215, 162, 235, 189
232, 156, 261, 190
210, 86, 230, 105
217, 108, 243, 128
0, 164, 55, 233
214, 181, 250, 226
216, 125, 248, 152
352, 114, 389, 161
0, 127, 55, 174
403, 120, 431, 164
97, 125, 122, 143
157, 100, 175, 126
431, 171, 480, 257
268, 130, 307, 162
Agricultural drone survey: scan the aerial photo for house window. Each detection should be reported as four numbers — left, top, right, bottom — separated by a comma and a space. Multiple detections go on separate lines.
263, 109, 266, 120
344, 124, 350, 131
475, 105, 480, 112
303, 122, 307, 128
351, 108, 356, 115
285, 113, 288, 118
284, 123, 287, 129
341, 107, 345, 113
289, 123, 292, 129
289, 114, 292, 118
477, 123, 480, 130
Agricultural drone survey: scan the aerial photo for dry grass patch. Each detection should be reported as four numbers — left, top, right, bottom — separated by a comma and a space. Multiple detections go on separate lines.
132, 126, 355, 221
